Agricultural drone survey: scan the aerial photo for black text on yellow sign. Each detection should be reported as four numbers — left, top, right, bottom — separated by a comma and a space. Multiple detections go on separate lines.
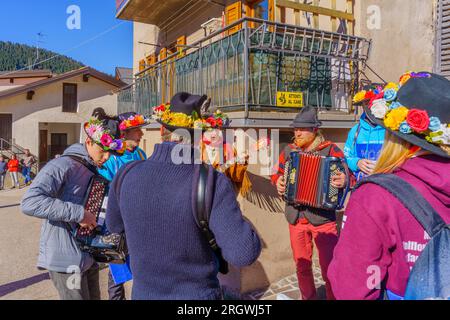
276, 92, 304, 108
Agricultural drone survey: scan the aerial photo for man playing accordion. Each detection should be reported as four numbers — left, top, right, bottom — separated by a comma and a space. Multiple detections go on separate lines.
271, 106, 348, 300
21, 116, 125, 300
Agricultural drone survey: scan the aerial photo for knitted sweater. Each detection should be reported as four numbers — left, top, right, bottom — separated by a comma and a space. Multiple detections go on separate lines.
106, 142, 261, 300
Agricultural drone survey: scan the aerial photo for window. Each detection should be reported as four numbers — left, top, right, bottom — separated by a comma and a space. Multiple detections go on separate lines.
62, 83, 78, 113
253, 0, 269, 20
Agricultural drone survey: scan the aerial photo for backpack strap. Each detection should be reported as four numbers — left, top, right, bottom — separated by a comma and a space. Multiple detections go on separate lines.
355, 174, 446, 237
62, 155, 98, 175
193, 163, 229, 274
113, 160, 144, 203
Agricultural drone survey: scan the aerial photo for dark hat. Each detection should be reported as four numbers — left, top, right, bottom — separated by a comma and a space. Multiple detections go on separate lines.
170, 92, 207, 117
155, 92, 229, 132
290, 106, 322, 128
364, 72, 450, 158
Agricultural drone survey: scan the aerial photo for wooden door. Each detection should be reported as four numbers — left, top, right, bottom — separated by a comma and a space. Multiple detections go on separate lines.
0, 114, 12, 144
50, 133, 68, 159
39, 130, 48, 163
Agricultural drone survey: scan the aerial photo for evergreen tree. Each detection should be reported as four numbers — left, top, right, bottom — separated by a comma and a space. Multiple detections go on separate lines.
0, 41, 85, 74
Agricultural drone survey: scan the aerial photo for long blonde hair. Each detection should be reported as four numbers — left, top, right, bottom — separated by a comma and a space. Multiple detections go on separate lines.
373, 131, 421, 174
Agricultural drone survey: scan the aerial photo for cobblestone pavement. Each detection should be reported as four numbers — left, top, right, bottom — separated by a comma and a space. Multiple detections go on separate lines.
243, 250, 326, 301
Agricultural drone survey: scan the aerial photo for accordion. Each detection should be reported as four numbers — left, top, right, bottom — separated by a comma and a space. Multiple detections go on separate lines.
283, 152, 349, 210
74, 175, 127, 264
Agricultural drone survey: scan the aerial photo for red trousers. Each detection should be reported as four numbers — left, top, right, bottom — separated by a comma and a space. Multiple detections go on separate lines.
289, 220, 338, 300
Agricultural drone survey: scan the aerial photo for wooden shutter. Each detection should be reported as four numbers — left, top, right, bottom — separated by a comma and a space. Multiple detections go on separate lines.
139, 59, 146, 72
159, 48, 167, 61
226, 1, 242, 35
436, 0, 450, 78
146, 54, 156, 67
62, 83, 77, 113
177, 35, 187, 57
268, 0, 275, 21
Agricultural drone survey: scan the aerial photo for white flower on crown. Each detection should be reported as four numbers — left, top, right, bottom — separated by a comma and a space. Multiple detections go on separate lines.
371, 99, 389, 119
91, 130, 104, 142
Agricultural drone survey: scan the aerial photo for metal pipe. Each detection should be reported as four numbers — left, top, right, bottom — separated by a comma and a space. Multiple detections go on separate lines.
243, 20, 250, 121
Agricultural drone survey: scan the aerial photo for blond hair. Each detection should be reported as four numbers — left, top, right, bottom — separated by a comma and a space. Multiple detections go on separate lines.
373, 131, 421, 174
160, 126, 192, 144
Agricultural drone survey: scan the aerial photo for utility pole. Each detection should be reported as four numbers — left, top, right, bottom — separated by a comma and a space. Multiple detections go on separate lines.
34, 32, 46, 69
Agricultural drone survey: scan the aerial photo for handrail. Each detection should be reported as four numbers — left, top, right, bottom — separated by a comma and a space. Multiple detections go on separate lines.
0, 138, 40, 173
120, 16, 371, 116
135, 16, 370, 78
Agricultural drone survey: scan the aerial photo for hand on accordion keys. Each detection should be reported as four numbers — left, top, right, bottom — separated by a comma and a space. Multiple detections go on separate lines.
79, 210, 97, 235
330, 171, 346, 189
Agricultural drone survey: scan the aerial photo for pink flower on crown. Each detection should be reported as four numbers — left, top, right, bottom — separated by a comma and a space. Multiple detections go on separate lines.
100, 134, 113, 147
87, 124, 102, 137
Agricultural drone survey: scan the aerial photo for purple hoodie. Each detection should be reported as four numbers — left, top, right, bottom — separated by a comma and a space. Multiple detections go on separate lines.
328, 155, 450, 300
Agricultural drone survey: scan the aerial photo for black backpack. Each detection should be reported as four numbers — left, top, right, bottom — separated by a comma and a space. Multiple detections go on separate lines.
114, 161, 229, 274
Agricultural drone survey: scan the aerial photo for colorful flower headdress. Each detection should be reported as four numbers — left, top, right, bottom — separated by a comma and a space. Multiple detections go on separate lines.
353, 72, 450, 147
119, 113, 151, 131
84, 118, 126, 154
152, 103, 230, 130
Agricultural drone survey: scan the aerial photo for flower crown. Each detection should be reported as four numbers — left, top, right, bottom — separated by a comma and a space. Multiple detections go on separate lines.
152, 103, 230, 129
119, 114, 151, 131
353, 72, 450, 147
84, 118, 126, 154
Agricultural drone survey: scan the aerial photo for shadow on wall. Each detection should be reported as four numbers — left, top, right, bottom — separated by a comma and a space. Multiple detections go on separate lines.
243, 172, 284, 214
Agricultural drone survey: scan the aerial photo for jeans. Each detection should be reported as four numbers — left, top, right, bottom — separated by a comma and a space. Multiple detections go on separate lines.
108, 269, 126, 300
0, 173, 5, 189
48, 264, 101, 300
22, 166, 32, 184
289, 221, 338, 300
9, 171, 19, 187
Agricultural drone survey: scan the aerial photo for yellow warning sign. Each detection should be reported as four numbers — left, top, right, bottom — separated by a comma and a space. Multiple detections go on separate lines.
276, 92, 304, 108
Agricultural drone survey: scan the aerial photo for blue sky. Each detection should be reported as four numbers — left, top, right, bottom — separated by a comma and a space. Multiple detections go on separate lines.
0, 0, 133, 75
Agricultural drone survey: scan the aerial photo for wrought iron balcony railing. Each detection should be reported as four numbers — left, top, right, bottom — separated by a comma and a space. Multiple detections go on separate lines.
118, 17, 371, 118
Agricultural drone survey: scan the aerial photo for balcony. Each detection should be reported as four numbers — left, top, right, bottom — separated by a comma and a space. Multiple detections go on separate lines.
116, 0, 209, 25
118, 17, 371, 128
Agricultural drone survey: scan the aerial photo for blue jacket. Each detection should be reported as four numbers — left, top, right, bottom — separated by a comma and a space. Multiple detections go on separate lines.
0, 161, 6, 174
106, 142, 262, 300
344, 115, 385, 180
98, 147, 147, 182
21, 144, 95, 273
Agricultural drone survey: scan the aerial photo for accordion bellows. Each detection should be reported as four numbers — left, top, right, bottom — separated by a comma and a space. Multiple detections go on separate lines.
284, 152, 349, 211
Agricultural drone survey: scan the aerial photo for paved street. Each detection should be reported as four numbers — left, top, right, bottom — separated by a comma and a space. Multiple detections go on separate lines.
0, 187, 325, 300
0, 187, 131, 300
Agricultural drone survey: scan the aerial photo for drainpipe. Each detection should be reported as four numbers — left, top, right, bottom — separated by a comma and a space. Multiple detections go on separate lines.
243, 19, 250, 123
